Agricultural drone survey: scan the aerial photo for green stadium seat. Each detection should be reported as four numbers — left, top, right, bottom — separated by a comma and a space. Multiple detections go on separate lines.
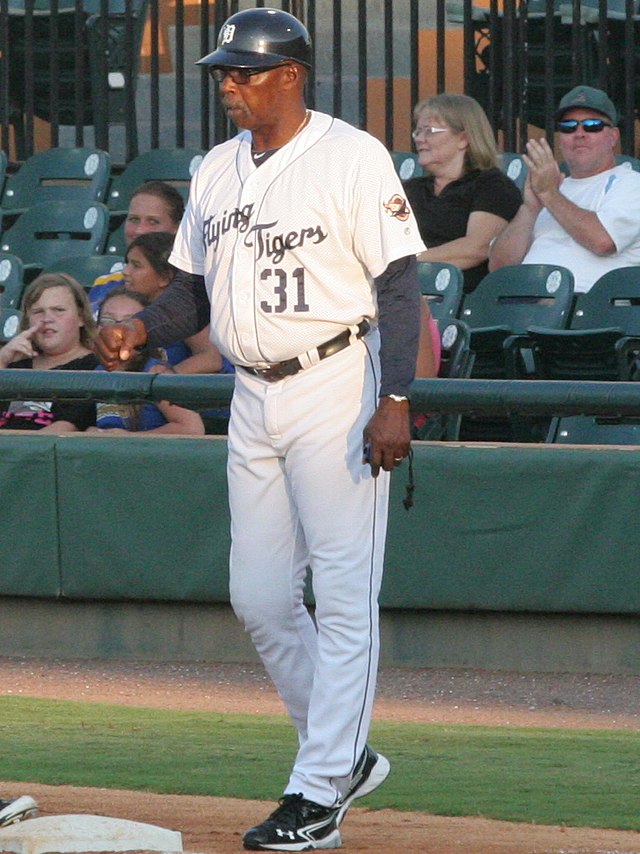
413, 319, 475, 442
1, 147, 111, 218
500, 152, 528, 190
5, 1, 150, 160
417, 261, 464, 331
459, 264, 574, 442
511, 266, 640, 381
0, 201, 110, 282
0, 150, 6, 200
40, 254, 125, 292
391, 151, 423, 181
0, 308, 22, 344
460, 264, 574, 379
107, 148, 206, 213
0, 252, 26, 309
546, 415, 640, 445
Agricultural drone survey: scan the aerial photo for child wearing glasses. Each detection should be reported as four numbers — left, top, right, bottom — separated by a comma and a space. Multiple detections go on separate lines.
88, 287, 204, 435
490, 86, 640, 293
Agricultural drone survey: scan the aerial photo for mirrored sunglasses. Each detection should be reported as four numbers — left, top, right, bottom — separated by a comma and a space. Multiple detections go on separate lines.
557, 118, 612, 134
209, 64, 290, 84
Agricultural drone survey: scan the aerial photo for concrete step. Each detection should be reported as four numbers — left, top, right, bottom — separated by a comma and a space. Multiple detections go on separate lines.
0, 814, 183, 854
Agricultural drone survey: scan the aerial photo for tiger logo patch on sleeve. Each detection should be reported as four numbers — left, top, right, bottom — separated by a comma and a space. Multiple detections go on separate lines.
383, 194, 410, 221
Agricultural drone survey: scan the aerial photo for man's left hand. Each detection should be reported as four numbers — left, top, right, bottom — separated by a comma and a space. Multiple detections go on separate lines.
363, 396, 411, 476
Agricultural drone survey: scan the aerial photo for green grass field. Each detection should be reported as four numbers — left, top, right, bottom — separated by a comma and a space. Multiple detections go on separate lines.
1, 696, 638, 831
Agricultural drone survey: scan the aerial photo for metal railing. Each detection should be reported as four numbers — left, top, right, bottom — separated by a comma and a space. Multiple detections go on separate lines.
2, 370, 640, 422
0, 0, 638, 163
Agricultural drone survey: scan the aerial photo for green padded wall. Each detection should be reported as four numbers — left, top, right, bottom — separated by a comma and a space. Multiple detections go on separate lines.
0, 435, 60, 596
56, 436, 231, 601
2, 434, 640, 614
384, 442, 640, 614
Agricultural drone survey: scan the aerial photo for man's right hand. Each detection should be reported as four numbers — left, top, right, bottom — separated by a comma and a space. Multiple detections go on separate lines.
523, 137, 563, 205
94, 318, 148, 371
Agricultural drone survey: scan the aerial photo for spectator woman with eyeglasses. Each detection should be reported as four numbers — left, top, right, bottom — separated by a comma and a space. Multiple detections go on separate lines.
404, 92, 522, 293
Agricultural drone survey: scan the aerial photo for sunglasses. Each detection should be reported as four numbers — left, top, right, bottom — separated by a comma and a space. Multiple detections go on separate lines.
209, 63, 291, 85
557, 118, 612, 134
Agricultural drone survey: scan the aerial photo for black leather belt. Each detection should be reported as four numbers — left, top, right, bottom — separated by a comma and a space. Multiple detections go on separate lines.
241, 319, 370, 383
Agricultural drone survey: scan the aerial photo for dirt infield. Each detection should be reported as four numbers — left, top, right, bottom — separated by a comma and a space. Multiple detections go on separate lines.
2, 657, 640, 854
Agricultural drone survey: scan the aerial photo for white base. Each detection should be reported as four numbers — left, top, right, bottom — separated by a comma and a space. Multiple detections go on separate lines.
0, 814, 183, 854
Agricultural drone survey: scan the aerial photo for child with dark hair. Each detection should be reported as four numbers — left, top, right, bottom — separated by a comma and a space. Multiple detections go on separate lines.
88, 183, 227, 378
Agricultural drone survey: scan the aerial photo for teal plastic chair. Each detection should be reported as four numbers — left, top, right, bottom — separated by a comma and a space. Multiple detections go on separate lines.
0, 201, 110, 281
615, 154, 640, 172
500, 152, 528, 191
459, 264, 574, 441
546, 415, 640, 445
40, 254, 125, 292
517, 266, 640, 381
413, 319, 476, 442
460, 264, 575, 379
1, 147, 111, 216
0, 252, 25, 309
391, 151, 423, 181
0, 309, 22, 344
417, 261, 464, 330
107, 148, 206, 214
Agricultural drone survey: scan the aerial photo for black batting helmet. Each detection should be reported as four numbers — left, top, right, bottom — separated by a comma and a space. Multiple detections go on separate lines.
197, 7, 312, 70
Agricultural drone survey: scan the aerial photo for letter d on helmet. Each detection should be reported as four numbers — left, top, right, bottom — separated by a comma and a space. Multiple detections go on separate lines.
197, 7, 312, 70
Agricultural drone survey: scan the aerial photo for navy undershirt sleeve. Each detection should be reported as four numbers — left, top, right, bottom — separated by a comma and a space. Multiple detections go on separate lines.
375, 254, 421, 398
136, 269, 210, 350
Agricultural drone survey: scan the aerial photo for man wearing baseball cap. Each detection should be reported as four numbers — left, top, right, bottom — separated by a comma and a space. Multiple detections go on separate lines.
489, 85, 640, 292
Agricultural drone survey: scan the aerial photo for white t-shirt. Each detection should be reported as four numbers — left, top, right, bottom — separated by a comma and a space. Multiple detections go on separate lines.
523, 162, 640, 293
169, 111, 426, 367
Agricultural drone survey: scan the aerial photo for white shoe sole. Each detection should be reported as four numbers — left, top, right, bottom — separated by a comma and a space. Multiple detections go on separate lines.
247, 827, 342, 850
336, 753, 390, 825
0, 796, 38, 827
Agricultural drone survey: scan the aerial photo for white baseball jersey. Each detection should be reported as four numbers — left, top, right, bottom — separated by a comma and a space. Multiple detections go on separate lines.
524, 162, 640, 292
169, 110, 426, 367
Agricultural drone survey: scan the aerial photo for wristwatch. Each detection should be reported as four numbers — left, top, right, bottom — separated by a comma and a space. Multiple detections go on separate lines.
385, 394, 409, 403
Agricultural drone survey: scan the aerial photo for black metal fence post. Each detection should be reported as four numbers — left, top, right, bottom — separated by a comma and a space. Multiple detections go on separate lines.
0, 0, 637, 163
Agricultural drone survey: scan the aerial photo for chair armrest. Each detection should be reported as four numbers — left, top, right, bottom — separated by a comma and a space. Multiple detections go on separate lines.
527, 325, 624, 342
615, 336, 640, 380
468, 325, 512, 353
503, 333, 537, 378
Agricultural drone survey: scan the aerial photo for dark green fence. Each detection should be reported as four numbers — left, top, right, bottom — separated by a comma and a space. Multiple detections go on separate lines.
2, 1, 638, 161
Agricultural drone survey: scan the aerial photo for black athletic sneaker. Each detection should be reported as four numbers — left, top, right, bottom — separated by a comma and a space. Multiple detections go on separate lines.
243, 793, 341, 851
335, 745, 390, 825
0, 795, 38, 827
